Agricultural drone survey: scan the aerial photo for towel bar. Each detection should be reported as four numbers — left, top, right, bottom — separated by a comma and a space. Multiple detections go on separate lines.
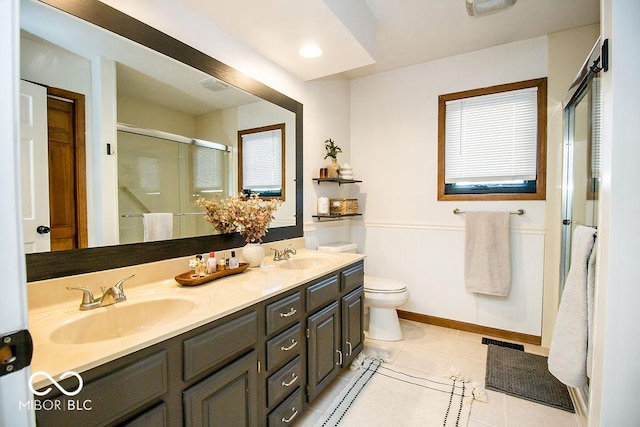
121, 212, 203, 218
453, 208, 525, 216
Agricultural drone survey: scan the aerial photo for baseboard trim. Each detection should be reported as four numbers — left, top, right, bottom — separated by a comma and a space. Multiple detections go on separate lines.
397, 310, 542, 346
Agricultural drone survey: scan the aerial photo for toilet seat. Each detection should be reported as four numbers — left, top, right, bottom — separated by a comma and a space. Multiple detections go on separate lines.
364, 276, 408, 294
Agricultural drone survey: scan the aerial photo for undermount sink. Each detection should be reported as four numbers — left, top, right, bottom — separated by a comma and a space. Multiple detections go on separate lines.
48, 296, 200, 345
277, 254, 340, 270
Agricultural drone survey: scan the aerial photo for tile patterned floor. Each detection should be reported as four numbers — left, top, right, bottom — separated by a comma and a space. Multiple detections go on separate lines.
295, 320, 580, 427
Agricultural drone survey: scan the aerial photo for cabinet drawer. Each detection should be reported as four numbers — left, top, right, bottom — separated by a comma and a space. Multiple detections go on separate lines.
306, 274, 339, 312
36, 351, 167, 426
268, 388, 303, 427
266, 292, 301, 335
266, 323, 302, 371
267, 355, 302, 408
341, 262, 364, 293
184, 311, 257, 381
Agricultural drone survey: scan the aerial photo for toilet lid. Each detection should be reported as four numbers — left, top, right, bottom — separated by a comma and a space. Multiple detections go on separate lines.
364, 275, 407, 293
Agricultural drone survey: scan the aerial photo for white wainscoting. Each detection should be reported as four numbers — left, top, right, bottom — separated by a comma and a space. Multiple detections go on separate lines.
303, 220, 353, 250
350, 221, 545, 336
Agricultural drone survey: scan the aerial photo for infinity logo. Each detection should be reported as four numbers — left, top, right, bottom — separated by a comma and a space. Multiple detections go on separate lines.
29, 371, 84, 397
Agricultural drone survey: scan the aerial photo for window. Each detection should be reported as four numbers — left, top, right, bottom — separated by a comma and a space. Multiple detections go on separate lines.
238, 123, 285, 199
437, 78, 547, 200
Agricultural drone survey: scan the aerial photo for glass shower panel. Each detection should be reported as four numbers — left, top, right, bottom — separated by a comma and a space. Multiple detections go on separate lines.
117, 131, 230, 244
561, 75, 601, 289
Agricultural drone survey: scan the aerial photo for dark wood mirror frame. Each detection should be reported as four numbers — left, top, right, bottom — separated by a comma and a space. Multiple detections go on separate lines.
26, 0, 303, 282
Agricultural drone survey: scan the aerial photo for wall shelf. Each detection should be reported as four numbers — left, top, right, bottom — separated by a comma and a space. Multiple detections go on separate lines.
312, 213, 362, 221
313, 178, 362, 186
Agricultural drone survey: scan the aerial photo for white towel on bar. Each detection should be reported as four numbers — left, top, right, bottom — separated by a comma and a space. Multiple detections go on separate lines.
143, 213, 173, 242
548, 225, 597, 387
464, 211, 512, 297
586, 242, 597, 379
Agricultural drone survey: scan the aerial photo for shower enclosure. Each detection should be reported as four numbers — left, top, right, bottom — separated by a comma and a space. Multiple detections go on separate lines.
560, 37, 603, 416
117, 124, 232, 244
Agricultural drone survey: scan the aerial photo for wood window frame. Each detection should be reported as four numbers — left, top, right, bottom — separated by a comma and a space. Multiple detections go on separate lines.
237, 123, 286, 201
437, 77, 548, 201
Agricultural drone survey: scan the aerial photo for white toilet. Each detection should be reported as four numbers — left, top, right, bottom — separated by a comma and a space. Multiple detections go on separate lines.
317, 242, 409, 341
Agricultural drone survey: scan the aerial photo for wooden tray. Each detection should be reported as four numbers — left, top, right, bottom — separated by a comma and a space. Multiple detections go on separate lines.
175, 263, 250, 286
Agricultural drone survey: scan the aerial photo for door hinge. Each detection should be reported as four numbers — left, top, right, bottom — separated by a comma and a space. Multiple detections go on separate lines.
257, 360, 261, 373
306, 384, 310, 396
306, 328, 310, 339
0, 329, 33, 378
602, 38, 609, 72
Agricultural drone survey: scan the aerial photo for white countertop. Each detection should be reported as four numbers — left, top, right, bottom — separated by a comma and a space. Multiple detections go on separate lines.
28, 249, 365, 389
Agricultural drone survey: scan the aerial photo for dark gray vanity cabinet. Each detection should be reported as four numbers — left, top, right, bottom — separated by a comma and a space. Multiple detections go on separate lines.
183, 351, 259, 427
306, 262, 365, 403
307, 300, 342, 401
34, 308, 260, 427
34, 260, 364, 427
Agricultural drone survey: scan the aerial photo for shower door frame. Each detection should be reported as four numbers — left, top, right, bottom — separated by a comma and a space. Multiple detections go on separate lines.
560, 37, 602, 292
559, 37, 602, 419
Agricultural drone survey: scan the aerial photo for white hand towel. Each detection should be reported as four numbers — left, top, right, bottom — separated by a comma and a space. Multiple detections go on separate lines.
464, 211, 512, 297
548, 225, 597, 387
143, 213, 173, 242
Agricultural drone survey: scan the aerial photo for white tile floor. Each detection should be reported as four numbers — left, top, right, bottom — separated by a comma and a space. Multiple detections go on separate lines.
295, 319, 580, 427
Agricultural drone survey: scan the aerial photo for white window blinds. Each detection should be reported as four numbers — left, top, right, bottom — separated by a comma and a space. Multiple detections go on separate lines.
591, 77, 601, 178
193, 145, 226, 191
444, 87, 539, 183
241, 128, 282, 191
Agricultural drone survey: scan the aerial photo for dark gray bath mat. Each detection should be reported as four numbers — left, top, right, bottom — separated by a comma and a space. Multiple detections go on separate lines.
485, 344, 575, 413
481, 337, 524, 351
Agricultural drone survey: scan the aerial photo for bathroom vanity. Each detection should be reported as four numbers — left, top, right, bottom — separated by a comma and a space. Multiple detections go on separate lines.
29, 251, 365, 426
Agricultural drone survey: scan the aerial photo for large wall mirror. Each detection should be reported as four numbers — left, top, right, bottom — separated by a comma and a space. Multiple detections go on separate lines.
21, 0, 303, 281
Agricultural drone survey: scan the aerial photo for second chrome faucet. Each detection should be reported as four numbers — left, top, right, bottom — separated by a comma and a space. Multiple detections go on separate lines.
271, 245, 297, 261
67, 274, 134, 311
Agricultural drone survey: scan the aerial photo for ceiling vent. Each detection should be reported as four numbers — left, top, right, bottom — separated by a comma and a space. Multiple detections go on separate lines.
466, 0, 516, 16
199, 77, 229, 92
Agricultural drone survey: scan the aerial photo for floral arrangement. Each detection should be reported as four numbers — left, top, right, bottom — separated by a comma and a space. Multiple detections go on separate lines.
324, 138, 342, 160
196, 193, 281, 243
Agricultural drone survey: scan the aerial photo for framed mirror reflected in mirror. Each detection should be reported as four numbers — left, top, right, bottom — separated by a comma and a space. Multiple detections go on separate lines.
21, 0, 303, 281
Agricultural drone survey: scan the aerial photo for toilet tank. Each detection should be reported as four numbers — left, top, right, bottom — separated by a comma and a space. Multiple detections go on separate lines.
317, 242, 358, 253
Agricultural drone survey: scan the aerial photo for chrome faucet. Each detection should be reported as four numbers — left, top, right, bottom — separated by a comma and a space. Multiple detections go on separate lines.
67, 274, 134, 310
272, 245, 297, 261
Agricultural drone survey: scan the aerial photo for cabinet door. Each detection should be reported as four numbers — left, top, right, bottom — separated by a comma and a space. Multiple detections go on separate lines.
306, 301, 341, 402
184, 351, 259, 427
342, 286, 364, 367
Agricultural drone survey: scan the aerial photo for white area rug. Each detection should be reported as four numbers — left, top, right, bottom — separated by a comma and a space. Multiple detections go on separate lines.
315, 355, 486, 427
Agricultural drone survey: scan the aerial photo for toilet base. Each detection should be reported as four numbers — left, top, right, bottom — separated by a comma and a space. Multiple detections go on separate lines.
367, 307, 403, 341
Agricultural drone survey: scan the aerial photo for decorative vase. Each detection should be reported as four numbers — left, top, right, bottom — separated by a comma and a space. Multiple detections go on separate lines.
242, 242, 265, 267
327, 158, 340, 178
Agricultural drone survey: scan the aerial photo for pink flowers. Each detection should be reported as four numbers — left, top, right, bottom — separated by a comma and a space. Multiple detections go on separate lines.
196, 193, 281, 243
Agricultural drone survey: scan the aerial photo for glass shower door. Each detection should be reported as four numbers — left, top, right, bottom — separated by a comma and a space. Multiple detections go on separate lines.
561, 74, 601, 288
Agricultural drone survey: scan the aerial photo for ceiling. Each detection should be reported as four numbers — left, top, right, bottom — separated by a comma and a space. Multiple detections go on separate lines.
172, 0, 600, 81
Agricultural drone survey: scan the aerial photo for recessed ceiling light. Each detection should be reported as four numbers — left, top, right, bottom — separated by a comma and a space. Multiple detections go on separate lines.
299, 43, 323, 58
